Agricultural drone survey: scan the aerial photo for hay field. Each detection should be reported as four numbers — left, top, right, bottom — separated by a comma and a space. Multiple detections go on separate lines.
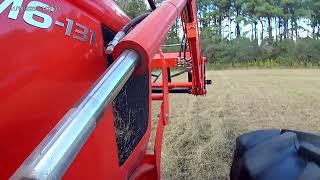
153, 69, 320, 179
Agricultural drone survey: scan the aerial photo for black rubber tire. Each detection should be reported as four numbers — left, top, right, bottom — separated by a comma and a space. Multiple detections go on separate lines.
230, 129, 320, 180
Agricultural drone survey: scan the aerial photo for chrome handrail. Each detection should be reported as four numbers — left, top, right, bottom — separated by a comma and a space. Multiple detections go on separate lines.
11, 50, 140, 180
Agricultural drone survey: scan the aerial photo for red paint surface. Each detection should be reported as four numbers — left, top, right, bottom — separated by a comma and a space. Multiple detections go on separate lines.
0, 0, 127, 178
0, 0, 207, 179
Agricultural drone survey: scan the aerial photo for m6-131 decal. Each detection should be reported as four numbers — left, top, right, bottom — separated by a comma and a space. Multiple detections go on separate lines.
0, 0, 96, 46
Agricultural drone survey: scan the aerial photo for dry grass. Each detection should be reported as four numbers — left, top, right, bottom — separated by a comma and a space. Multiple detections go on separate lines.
151, 69, 320, 179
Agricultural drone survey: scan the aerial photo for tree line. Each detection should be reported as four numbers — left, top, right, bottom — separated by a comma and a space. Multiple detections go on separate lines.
116, 0, 320, 68
199, 0, 320, 42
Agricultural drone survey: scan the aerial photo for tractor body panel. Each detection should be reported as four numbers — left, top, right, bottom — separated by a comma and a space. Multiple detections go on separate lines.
0, 0, 139, 178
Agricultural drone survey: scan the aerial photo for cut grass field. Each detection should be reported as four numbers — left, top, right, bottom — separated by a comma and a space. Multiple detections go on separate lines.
152, 69, 320, 179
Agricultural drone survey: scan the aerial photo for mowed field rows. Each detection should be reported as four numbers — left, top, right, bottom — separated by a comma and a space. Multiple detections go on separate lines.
155, 69, 320, 179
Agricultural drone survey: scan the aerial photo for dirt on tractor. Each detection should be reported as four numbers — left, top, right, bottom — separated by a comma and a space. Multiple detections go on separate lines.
149, 69, 320, 179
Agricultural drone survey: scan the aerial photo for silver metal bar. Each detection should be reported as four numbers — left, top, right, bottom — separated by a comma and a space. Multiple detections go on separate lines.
160, 43, 181, 47
11, 50, 140, 180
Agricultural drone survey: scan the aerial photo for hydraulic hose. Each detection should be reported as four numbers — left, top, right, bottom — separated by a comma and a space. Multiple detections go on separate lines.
148, 0, 157, 11
106, 13, 150, 55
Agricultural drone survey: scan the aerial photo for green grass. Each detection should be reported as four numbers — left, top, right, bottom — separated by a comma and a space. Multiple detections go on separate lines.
207, 60, 320, 70
153, 69, 320, 179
